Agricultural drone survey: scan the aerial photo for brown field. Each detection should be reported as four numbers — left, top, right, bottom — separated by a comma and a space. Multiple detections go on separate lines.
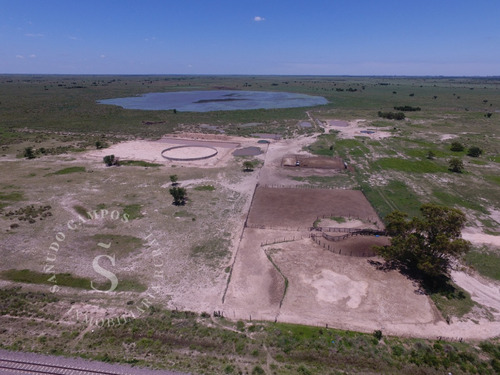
246, 186, 383, 229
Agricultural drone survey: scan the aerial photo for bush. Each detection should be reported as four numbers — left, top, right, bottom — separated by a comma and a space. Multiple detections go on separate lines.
394, 105, 421, 111
450, 142, 465, 152
467, 146, 482, 157
378, 111, 405, 120
373, 330, 383, 341
103, 155, 119, 166
24, 147, 36, 159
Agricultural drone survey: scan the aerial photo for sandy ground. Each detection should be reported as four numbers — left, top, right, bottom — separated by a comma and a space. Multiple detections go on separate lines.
81, 130, 500, 340
323, 119, 394, 140
84, 134, 260, 168
4, 126, 500, 341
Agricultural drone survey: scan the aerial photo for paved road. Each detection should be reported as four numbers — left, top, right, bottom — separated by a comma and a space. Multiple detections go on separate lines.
0, 349, 191, 375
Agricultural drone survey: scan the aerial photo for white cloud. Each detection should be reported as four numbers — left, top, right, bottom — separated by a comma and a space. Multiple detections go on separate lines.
16, 54, 24, 59
254, 16, 265, 22
100, 54, 106, 58
25, 33, 44, 37
68, 35, 78, 40
29, 54, 36, 58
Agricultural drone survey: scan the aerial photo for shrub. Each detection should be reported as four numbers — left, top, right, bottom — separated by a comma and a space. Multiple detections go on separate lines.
103, 155, 119, 166
378, 111, 405, 120
450, 142, 465, 152
449, 158, 464, 173
24, 147, 36, 159
467, 146, 482, 157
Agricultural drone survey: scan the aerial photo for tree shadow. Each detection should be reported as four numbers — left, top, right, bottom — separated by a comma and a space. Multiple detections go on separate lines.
367, 259, 462, 297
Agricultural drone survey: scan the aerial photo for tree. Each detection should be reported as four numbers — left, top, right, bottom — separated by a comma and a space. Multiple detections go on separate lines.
169, 174, 178, 186
448, 158, 464, 173
169, 187, 186, 206
467, 146, 482, 157
450, 141, 465, 152
243, 161, 254, 172
426, 150, 436, 160
24, 147, 35, 159
376, 204, 470, 286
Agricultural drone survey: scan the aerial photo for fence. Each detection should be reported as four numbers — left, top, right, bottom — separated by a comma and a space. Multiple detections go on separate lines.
246, 223, 309, 232
310, 234, 376, 257
259, 184, 349, 190
260, 235, 305, 247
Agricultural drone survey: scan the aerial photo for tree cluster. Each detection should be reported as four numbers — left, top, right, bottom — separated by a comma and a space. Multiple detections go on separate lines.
377, 111, 405, 120
376, 204, 470, 287
393, 105, 421, 112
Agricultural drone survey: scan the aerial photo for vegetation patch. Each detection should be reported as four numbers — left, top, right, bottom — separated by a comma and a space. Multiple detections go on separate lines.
376, 158, 446, 173
433, 190, 485, 212
465, 249, 500, 281
73, 204, 88, 217
191, 238, 229, 261
120, 160, 163, 167
430, 282, 475, 319
486, 175, 500, 186
122, 204, 143, 220
49, 166, 86, 175
91, 234, 143, 257
0, 269, 145, 292
194, 184, 216, 191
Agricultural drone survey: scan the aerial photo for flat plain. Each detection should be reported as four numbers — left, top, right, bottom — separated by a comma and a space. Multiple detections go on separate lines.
1, 75, 500, 374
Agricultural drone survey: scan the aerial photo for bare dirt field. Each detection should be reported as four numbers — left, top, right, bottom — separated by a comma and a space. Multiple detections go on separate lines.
323, 119, 393, 140
246, 187, 383, 229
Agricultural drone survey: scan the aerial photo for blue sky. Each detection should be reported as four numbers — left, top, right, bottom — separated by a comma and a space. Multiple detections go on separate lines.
1, 0, 499, 76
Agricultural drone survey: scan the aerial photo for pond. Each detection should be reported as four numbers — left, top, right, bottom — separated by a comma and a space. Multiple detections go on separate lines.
98, 90, 328, 112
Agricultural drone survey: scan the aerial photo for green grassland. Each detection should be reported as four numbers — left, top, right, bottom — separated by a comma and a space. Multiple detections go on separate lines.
1, 287, 500, 375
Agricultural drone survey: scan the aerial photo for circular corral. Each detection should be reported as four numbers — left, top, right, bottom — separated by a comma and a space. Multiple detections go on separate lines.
161, 145, 218, 161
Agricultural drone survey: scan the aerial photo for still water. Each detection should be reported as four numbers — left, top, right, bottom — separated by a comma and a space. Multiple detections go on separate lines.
98, 90, 328, 112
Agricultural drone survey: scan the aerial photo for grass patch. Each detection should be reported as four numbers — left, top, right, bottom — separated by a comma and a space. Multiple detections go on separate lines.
265, 249, 288, 307
50, 166, 86, 175
122, 204, 143, 220
174, 210, 195, 218
330, 216, 347, 223
376, 158, 446, 173
194, 185, 215, 191
486, 175, 500, 186
433, 190, 485, 212
120, 160, 163, 167
361, 180, 421, 220
191, 238, 229, 261
465, 250, 500, 281
91, 234, 143, 257
73, 205, 88, 217
0, 191, 24, 201
0, 269, 145, 292
430, 282, 475, 319
0, 191, 24, 209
